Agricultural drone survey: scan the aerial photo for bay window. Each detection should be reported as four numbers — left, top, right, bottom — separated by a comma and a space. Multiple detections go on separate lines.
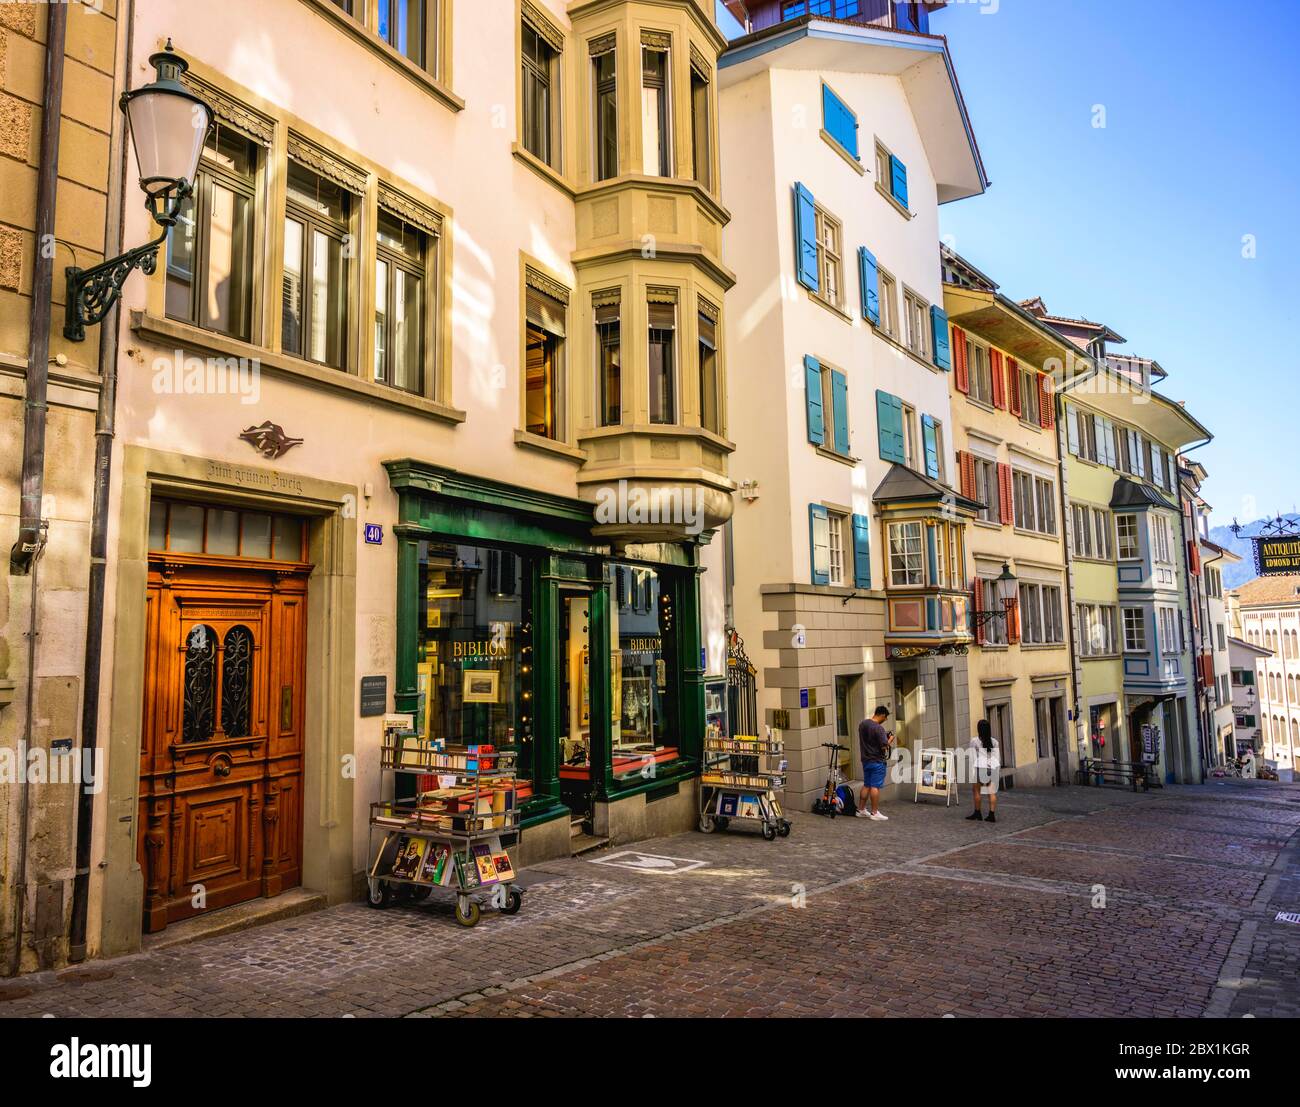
648, 295, 677, 424
593, 44, 618, 181
282, 160, 351, 369
595, 293, 621, 426
888, 521, 923, 587
641, 42, 671, 177
698, 300, 720, 434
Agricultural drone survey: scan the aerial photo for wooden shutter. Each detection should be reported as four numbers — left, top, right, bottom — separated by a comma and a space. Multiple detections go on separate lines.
930, 305, 951, 371
1007, 358, 1022, 416
851, 513, 872, 589
1038, 373, 1054, 428
958, 450, 976, 500
876, 389, 904, 463
822, 83, 859, 159
997, 462, 1014, 525
1188, 540, 1201, 575
858, 246, 880, 325
804, 355, 824, 446
971, 576, 985, 646
889, 154, 908, 208
808, 503, 829, 585
1004, 597, 1020, 644
831, 368, 849, 454
1066, 404, 1079, 455
952, 325, 968, 393
794, 182, 819, 292
990, 348, 1006, 409
921, 414, 939, 478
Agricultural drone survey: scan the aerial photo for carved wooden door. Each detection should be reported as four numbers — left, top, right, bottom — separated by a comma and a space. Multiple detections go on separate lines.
138, 557, 308, 933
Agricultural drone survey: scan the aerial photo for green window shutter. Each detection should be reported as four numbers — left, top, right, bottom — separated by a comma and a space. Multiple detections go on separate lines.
876, 389, 904, 463
921, 413, 939, 478
858, 246, 880, 325
808, 503, 830, 586
889, 154, 908, 208
930, 305, 951, 371
851, 513, 872, 589
804, 355, 825, 446
794, 182, 819, 292
831, 368, 849, 454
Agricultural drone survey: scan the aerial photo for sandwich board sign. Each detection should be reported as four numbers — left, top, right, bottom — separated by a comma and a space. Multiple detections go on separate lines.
915, 747, 957, 806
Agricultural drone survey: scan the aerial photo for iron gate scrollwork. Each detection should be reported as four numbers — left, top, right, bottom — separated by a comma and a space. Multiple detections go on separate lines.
725, 626, 758, 737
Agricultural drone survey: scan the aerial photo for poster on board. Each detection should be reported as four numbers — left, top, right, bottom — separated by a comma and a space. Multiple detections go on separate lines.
915, 747, 957, 806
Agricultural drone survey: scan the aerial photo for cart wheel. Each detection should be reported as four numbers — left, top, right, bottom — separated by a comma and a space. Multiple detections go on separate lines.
777, 820, 791, 838
698, 812, 716, 833
498, 888, 523, 915
762, 822, 778, 841
366, 880, 393, 909
714, 816, 730, 832
454, 897, 481, 927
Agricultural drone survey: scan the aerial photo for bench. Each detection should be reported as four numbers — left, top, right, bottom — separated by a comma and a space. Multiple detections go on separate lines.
1076, 757, 1152, 792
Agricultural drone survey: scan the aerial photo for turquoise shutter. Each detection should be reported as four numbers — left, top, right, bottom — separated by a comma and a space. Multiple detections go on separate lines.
831, 368, 849, 454
921, 414, 939, 478
808, 503, 829, 586
889, 154, 908, 208
794, 182, 819, 292
875, 389, 904, 463
926, 596, 939, 631
821, 84, 858, 159
804, 355, 825, 446
930, 306, 951, 370
858, 247, 880, 325
851, 513, 872, 589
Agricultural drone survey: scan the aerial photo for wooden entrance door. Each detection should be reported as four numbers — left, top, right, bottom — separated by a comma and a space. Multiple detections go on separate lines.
138, 556, 309, 932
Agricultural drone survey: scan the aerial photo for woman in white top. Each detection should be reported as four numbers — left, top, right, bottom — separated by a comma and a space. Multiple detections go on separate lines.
966, 719, 1001, 824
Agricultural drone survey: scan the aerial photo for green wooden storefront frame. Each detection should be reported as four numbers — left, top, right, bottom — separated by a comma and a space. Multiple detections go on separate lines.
384, 460, 706, 831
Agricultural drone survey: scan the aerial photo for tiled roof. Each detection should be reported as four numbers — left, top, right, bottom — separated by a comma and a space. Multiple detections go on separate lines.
1229, 573, 1300, 606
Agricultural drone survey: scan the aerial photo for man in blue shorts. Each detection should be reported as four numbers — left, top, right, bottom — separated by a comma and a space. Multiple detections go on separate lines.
857, 705, 895, 820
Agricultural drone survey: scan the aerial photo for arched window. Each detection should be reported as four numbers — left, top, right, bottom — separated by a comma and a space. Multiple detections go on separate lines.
182, 625, 217, 743
221, 626, 254, 738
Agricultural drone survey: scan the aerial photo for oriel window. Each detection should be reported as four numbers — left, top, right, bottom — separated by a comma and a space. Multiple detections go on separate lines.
641, 45, 670, 177
522, 20, 558, 167
595, 294, 621, 426
375, 209, 426, 394
648, 297, 677, 424
525, 279, 567, 439
593, 46, 618, 181
698, 301, 719, 434
282, 161, 351, 369
166, 123, 256, 341
690, 61, 711, 189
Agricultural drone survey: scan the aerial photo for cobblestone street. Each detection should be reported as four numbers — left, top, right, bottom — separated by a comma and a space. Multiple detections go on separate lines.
2, 780, 1297, 1019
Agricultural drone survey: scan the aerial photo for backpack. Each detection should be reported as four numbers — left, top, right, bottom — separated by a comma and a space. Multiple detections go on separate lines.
836, 784, 857, 815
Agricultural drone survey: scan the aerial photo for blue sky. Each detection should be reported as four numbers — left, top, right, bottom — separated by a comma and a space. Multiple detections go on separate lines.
930, 0, 1300, 527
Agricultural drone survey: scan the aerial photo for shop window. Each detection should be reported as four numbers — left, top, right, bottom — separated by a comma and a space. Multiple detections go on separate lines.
166, 123, 256, 341
611, 564, 679, 779
282, 160, 352, 368
525, 275, 568, 439
417, 542, 533, 784
375, 210, 426, 394
595, 292, 621, 425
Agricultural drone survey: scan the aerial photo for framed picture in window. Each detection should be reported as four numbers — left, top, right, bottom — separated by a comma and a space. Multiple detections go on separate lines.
462, 668, 500, 704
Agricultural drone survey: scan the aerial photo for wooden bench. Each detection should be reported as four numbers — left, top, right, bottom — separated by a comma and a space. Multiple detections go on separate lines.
1076, 757, 1152, 792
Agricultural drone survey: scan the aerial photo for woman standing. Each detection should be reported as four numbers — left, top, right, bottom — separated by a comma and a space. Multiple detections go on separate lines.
966, 719, 1001, 823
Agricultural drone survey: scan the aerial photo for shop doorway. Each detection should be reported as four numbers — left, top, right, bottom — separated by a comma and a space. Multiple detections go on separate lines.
893, 669, 920, 754
558, 590, 594, 819
835, 673, 862, 775
1035, 695, 1067, 785
138, 500, 310, 933
937, 667, 956, 750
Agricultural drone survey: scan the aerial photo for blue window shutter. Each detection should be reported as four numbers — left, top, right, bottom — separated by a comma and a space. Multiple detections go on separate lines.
794, 182, 819, 292
804, 355, 825, 446
831, 369, 849, 454
876, 389, 904, 463
926, 596, 939, 631
851, 513, 872, 589
808, 503, 829, 586
930, 305, 951, 370
889, 154, 908, 209
858, 247, 880, 325
921, 414, 939, 478
925, 523, 938, 583
821, 84, 858, 159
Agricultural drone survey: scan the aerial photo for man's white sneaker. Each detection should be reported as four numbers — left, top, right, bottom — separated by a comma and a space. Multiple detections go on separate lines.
869, 812, 889, 821
854, 808, 872, 818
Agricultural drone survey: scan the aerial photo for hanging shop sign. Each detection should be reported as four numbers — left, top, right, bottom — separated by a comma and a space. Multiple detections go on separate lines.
1255, 536, 1300, 576
915, 747, 956, 806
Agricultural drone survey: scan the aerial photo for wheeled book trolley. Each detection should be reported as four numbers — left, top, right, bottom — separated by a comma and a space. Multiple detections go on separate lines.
697, 730, 791, 841
366, 719, 524, 927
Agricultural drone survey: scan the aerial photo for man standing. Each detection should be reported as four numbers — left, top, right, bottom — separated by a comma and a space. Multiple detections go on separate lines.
857, 705, 895, 820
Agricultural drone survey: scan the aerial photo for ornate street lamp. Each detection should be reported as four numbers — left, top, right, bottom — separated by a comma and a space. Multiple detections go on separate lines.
64, 41, 211, 341
970, 561, 1018, 630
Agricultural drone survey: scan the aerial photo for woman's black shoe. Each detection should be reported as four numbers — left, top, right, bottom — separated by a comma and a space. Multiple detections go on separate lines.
985, 812, 996, 824
965, 810, 983, 821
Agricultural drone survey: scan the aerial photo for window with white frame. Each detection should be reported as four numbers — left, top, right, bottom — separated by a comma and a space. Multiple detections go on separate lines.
980, 576, 1008, 645
1123, 606, 1147, 652
966, 338, 991, 404
888, 521, 923, 587
813, 204, 843, 312
827, 510, 847, 587
973, 455, 998, 524
1151, 513, 1173, 564
1012, 470, 1056, 536
1116, 514, 1139, 559
902, 287, 929, 359
1070, 504, 1113, 559
1019, 365, 1040, 425
1018, 582, 1063, 644
1076, 602, 1118, 657
901, 401, 918, 471
1158, 606, 1179, 655
877, 266, 898, 339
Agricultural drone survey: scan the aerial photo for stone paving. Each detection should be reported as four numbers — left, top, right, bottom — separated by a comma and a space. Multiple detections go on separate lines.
0, 778, 1296, 1018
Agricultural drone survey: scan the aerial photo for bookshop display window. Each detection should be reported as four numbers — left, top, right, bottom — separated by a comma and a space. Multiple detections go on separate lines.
610, 563, 680, 779
417, 542, 535, 784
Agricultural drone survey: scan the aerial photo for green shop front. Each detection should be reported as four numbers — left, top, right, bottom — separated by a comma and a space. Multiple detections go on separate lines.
385, 460, 707, 862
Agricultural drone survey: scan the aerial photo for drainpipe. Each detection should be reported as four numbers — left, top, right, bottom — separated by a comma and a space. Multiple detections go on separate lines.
68, 0, 134, 964
7, 0, 66, 979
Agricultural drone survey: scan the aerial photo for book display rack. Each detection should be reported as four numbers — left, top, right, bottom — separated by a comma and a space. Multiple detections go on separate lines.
698, 730, 791, 841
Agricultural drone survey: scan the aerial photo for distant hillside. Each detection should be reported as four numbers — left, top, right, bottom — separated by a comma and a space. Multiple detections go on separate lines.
1210, 514, 1300, 590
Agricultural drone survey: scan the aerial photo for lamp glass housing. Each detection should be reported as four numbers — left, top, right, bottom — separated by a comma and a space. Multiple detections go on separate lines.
125, 88, 209, 186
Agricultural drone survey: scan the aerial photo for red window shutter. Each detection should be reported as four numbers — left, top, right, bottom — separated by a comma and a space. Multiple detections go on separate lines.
997, 462, 1014, 525
1188, 540, 1201, 574
1007, 358, 1022, 416
1004, 597, 1020, 644
990, 350, 1005, 409
953, 326, 969, 394
971, 576, 985, 646
1038, 373, 1053, 428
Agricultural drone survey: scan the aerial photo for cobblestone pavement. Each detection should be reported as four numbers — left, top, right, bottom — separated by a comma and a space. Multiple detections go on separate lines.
1, 779, 1297, 1018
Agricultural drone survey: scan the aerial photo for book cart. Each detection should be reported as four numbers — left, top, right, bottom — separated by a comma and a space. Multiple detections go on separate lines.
366, 718, 523, 927
698, 730, 791, 841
